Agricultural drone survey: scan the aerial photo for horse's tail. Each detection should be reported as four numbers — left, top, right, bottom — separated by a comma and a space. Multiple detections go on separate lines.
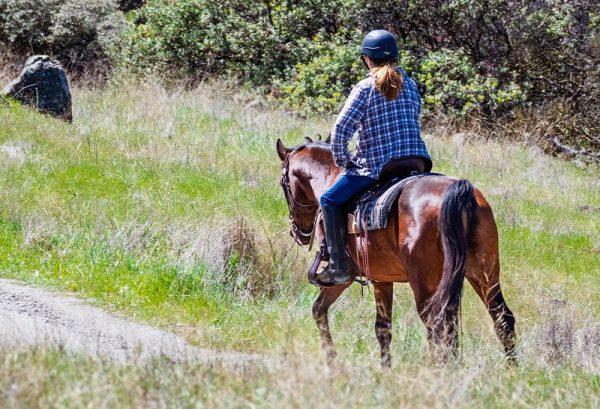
425, 179, 477, 334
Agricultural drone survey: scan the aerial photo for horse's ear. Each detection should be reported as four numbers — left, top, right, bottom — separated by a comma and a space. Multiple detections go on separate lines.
304, 136, 313, 144
324, 133, 332, 144
276, 138, 292, 161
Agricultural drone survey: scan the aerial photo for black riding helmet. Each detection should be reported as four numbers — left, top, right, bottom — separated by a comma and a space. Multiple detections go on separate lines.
361, 29, 398, 62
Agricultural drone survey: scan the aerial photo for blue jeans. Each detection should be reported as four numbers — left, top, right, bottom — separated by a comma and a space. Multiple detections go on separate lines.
320, 174, 377, 209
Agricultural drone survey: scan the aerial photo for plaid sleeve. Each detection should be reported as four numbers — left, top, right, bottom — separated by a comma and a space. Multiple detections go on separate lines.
405, 74, 421, 115
331, 83, 370, 167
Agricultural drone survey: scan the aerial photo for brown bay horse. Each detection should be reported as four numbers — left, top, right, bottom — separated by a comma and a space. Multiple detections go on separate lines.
276, 138, 516, 368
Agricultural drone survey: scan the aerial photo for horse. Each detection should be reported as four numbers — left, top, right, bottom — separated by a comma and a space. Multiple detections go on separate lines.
276, 137, 516, 368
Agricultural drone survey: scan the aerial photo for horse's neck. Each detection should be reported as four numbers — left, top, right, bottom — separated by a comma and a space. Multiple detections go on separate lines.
308, 162, 341, 203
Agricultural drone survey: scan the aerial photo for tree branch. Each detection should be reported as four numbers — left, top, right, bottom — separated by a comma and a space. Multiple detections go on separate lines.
550, 137, 600, 159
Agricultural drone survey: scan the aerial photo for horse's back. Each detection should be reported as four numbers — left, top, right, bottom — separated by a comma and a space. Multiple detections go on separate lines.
399, 174, 495, 226
353, 175, 497, 283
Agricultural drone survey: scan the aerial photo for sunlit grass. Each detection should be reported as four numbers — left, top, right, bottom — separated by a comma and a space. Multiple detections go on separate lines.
0, 80, 599, 407
1, 344, 599, 408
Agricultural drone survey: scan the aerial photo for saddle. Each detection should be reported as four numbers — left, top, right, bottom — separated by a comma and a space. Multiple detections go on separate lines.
348, 157, 437, 232
308, 158, 439, 285
348, 174, 423, 233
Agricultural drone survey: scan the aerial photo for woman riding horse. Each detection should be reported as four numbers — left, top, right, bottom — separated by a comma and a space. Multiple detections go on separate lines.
277, 30, 516, 366
317, 29, 432, 287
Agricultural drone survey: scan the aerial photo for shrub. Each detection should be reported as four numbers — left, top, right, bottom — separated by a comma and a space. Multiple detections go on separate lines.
119, 0, 363, 84
221, 217, 275, 300
118, 0, 145, 12
120, 0, 298, 83
0, 0, 125, 77
415, 48, 528, 116
275, 30, 365, 113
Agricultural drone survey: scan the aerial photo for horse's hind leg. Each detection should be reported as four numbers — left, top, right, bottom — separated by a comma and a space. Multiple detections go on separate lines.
409, 279, 456, 362
374, 282, 394, 369
467, 270, 517, 365
467, 193, 517, 364
489, 286, 517, 365
312, 285, 349, 367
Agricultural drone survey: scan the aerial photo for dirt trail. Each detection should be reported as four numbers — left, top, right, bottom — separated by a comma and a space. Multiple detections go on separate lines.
0, 279, 274, 370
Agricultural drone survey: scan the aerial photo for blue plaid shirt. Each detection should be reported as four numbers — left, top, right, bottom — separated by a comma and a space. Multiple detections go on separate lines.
331, 69, 431, 179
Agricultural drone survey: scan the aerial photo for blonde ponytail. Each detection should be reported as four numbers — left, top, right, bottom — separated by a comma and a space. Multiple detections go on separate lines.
370, 62, 404, 100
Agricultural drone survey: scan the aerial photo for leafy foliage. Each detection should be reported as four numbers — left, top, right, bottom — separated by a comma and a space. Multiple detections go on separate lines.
0, 0, 124, 76
274, 30, 365, 112
1, 0, 599, 150
119, 1, 599, 144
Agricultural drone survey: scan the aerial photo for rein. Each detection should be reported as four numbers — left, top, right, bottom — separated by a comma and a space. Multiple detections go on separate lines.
280, 148, 319, 250
281, 144, 372, 288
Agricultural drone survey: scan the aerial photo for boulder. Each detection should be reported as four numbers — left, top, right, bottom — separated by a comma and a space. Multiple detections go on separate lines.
2, 55, 72, 122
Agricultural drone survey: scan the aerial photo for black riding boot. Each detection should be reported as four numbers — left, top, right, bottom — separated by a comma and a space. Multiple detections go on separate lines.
314, 206, 351, 286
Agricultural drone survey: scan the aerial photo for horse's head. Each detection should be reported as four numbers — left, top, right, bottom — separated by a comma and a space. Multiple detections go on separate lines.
276, 137, 335, 246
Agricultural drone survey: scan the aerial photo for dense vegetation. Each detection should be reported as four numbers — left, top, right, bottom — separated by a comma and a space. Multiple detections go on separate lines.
0, 0, 124, 76
1, 0, 599, 153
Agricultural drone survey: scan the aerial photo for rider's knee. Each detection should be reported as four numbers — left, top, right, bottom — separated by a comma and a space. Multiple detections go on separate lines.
320, 193, 337, 208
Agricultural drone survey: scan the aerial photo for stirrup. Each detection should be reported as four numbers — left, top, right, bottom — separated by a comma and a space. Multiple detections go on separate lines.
309, 264, 351, 288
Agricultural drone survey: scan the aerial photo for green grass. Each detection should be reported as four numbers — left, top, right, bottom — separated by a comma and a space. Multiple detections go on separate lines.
0, 81, 599, 407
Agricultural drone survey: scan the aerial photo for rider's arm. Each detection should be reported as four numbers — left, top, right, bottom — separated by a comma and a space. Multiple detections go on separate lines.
415, 87, 422, 115
406, 73, 422, 116
331, 83, 369, 168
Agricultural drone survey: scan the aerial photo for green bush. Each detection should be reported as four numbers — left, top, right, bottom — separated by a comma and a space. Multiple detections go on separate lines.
0, 0, 124, 76
1, 0, 598, 151
120, 0, 302, 83
275, 39, 528, 116
415, 48, 528, 116
118, 2, 597, 116
275, 30, 364, 113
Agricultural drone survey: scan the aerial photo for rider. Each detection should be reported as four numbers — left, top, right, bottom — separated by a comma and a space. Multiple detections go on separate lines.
315, 29, 433, 287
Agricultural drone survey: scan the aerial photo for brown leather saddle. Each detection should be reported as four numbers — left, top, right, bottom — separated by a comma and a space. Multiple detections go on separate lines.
308, 157, 433, 285
347, 156, 432, 212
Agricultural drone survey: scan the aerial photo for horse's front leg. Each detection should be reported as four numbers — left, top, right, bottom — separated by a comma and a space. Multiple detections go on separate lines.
374, 282, 394, 369
312, 285, 349, 367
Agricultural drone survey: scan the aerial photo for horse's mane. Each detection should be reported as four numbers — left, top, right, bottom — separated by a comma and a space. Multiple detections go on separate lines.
288, 141, 334, 173
307, 141, 331, 149
301, 141, 332, 156
289, 141, 331, 155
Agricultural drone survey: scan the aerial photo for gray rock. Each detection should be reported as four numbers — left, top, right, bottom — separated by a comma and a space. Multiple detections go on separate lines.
3, 55, 72, 122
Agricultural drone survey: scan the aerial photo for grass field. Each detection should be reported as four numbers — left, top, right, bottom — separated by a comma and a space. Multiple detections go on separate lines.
0, 81, 599, 408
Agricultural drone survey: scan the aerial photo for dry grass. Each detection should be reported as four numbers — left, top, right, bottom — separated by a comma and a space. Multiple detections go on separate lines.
1, 317, 599, 409
0, 78, 598, 407
0, 55, 16, 87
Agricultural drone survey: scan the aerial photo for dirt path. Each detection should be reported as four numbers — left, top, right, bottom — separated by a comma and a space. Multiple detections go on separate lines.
0, 279, 274, 370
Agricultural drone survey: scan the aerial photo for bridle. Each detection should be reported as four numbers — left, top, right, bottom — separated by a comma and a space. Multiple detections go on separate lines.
279, 143, 372, 288
280, 148, 320, 248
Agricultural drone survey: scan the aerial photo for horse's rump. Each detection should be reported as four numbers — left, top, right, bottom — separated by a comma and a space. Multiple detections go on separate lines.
349, 173, 443, 233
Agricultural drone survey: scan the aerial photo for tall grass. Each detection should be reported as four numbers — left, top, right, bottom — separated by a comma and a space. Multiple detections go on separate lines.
0, 80, 599, 407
